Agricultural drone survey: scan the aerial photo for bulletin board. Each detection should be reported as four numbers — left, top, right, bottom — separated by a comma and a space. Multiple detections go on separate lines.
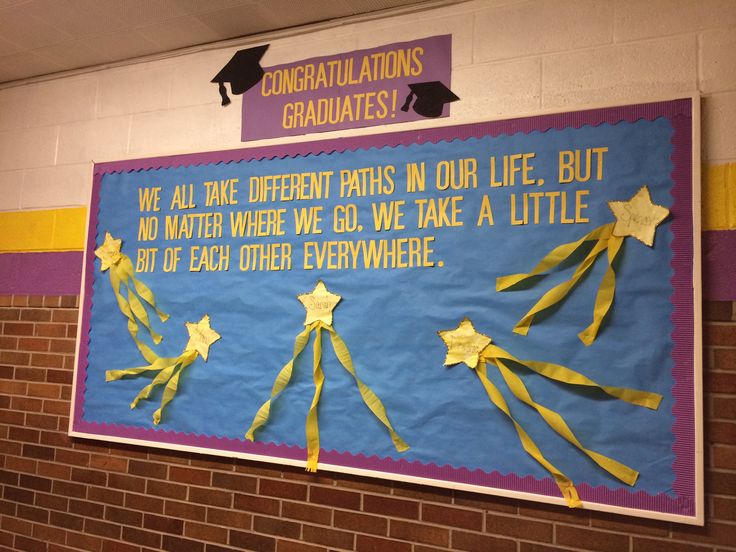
70, 98, 701, 523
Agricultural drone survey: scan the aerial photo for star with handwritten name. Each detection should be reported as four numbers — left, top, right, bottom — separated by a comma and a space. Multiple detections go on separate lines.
438, 318, 492, 369
94, 232, 122, 271
184, 315, 221, 361
608, 186, 669, 247
298, 281, 341, 326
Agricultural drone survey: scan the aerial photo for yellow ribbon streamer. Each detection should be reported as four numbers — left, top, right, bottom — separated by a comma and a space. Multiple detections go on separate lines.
497, 223, 626, 345
475, 360, 582, 507
246, 320, 408, 472
106, 349, 198, 425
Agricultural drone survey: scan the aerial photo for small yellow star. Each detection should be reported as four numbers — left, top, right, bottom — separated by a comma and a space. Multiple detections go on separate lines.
608, 186, 669, 247
438, 318, 492, 369
184, 315, 221, 361
298, 281, 341, 326
94, 232, 122, 271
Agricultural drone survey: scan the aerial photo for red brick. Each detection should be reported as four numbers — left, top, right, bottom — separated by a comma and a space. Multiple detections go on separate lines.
556, 525, 629, 552
17, 504, 49, 523
122, 527, 162, 549
42, 398, 70, 414
189, 487, 232, 508
25, 413, 58, 430
211, 472, 257, 493
710, 421, 736, 445
32, 522, 67, 545
48, 339, 75, 354
486, 511, 553, 542
229, 530, 276, 552
101, 541, 139, 552
128, 459, 167, 479
393, 483, 453, 504
51, 310, 77, 323
34, 324, 67, 338
713, 496, 736, 521
0, 336, 17, 349
276, 540, 327, 552
66, 531, 102, 552
704, 323, 736, 346
253, 516, 301, 539
364, 494, 418, 519
69, 498, 104, 518
712, 445, 736, 469
302, 524, 354, 549
85, 518, 121, 539
356, 534, 411, 552
309, 485, 360, 510
206, 507, 251, 528
422, 504, 483, 531
671, 520, 736, 547
34, 492, 67, 511
0, 408, 24, 424
260, 478, 308, 501
145, 479, 184, 499
29, 353, 63, 368
59, 297, 78, 308
0, 350, 30, 365
707, 371, 736, 394
41, 297, 60, 308
389, 520, 449, 547
233, 493, 279, 516
4, 455, 36, 474
50, 511, 84, 531
22, 444, 54, 461
71, 467, 107, 486
55, 448, 89, 467
143, 513, 184, 534
108, 472, 146, 494
282, 500, 331, 526
19, 474, 51, 493
162, 535, 205, 552
169, 465, 211, 486
3, 322, 34, 336
0, 379, 27, 394
89, 454, 127, 472
51, 480, 86, 499
8, 426, 40, 443
2, 515, 32, 535
164, 500, 206, 522
105, 505, 143, 526
26, 383, 59, 399
17, 337, 50, 352
13, 535, 46, 552
632, 538, 716, 552
14, 366, 47, 382
184, 521, 229, 544
124, 493, 163, 514
713, 348, 736, 371
0, 308, 20, 321
334, 510, 387, 535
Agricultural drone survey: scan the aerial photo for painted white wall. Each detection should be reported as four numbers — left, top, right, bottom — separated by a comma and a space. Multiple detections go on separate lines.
0, 0, 734, 211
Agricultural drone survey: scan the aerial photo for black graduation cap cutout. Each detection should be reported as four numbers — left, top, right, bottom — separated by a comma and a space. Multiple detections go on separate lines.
211, 44, 269, 106
400, 81, 459, 118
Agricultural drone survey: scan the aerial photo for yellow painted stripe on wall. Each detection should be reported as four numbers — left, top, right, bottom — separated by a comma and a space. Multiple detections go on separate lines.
0, 207, 87, 252
702, 162, 736, 231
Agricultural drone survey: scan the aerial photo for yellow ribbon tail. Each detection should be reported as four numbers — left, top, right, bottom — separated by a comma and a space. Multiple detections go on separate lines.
105, 355, 178, 381
126, 286, 163, 345
483, 344, 663, 410
496, 223, 614, 291
578, 235, 625, 346
474, 361, 580, 507
130, 362, 179, 409
305, 325, 325, 473
245, 324, 313, 441
493, 357, 639, 486
152, 350, 197, 425
513, 233, 611, 336
119, 255, 169, 322
108, 265, 160, 363
325, 324, 409, 453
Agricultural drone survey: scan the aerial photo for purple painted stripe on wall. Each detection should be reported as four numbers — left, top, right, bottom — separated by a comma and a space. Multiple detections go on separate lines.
703, 230, 736, 302
0, 251, 82, 295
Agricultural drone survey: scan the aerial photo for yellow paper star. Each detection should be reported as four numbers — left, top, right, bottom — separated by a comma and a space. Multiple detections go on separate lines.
608, 186, 669, 247
438, 318, 492, 369
184, 315, 221, 361
94, 232, 122, 271
298, 281, 341, 326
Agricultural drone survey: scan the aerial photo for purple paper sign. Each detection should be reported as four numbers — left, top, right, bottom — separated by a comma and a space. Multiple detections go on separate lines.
241, 35, 452, 141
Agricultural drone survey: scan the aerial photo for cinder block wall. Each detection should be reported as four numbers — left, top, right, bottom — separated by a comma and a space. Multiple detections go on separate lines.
1, 1, 735, 550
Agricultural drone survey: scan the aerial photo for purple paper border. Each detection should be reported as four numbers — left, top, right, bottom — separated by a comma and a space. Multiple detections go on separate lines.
76, 99, 697, 517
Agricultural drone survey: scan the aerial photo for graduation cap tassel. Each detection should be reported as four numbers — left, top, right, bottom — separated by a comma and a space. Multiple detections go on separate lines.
400, 91, 414, 112
218, 82, 231, 106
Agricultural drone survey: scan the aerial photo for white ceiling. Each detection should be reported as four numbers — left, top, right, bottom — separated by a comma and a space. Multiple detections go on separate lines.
0, 0, 452, 84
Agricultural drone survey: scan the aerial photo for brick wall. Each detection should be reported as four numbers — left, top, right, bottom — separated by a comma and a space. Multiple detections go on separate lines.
0, 294, 733, 551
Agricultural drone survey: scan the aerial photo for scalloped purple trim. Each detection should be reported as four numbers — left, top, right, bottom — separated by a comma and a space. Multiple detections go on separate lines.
73, 99, 696, 516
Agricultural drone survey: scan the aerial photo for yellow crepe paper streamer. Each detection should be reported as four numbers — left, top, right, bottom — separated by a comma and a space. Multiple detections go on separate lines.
106, 315, 221, 425
95, 232, 169, 361
438, 318, 662, 508
496, 186, 669, 345
246, 281, 409, 473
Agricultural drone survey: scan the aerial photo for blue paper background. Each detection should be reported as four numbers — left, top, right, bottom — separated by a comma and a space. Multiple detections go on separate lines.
85, 118, 675, 495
